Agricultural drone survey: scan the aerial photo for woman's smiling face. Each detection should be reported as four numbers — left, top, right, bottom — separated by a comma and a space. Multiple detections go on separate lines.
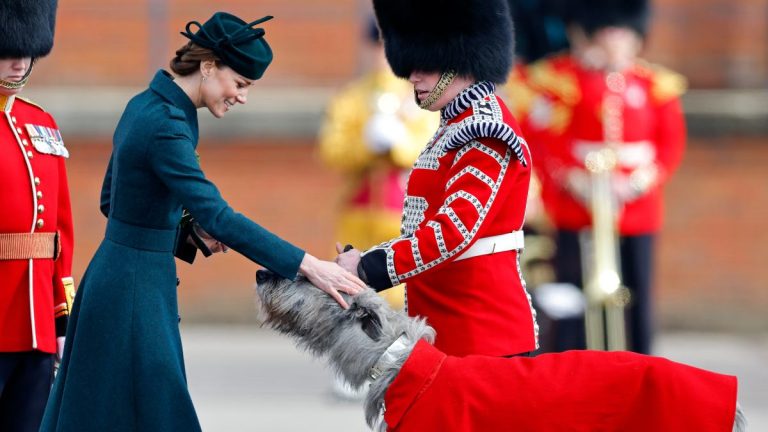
200, 62, 253, 118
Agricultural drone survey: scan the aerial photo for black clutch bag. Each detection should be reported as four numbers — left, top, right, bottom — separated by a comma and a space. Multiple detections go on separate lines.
177, 210, 212, 261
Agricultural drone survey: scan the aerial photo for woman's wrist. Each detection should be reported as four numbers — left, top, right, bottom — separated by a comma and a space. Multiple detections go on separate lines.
299, 253, 318, 276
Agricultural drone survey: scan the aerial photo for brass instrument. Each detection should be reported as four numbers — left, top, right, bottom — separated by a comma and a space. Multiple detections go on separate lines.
581, 71, 630, 351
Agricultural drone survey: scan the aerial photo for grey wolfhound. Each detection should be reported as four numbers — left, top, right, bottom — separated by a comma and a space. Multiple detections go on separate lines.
255, 270, 746, 432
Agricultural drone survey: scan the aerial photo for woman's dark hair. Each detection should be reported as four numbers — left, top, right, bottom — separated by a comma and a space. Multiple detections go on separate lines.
169, 42, 222, 76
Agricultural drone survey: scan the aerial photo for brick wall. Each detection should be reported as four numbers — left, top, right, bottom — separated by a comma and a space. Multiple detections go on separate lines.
65, 137, 768, 329
648, 0, 768, 88
35, 0, 363, 86
658, 136, 768, 330
30, 0, 768, 89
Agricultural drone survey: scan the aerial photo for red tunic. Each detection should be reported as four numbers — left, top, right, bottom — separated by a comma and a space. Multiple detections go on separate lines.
384, 340, 738, 432
0, 95, 74, 354
361, 82, 538, 357
518, 55, 687, 235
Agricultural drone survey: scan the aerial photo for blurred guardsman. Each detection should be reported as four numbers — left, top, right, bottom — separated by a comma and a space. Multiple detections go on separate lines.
0, 0, 75, 431
318, 18, 438, 311
338, 0, 539, 358
319, 18, 438, 400
518, 0, 687, 354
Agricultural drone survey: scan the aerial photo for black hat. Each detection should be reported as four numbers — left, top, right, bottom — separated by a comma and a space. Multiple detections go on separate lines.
181, 12, 274, 80
365, 16, 380, 43
508, 0, 570, 62
372, 0, 515, 83
0, 0, 57, 58
569, 0, 650, 37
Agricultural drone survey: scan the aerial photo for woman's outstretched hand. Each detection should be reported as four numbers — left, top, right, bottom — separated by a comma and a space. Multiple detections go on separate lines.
299, 253, 366, 309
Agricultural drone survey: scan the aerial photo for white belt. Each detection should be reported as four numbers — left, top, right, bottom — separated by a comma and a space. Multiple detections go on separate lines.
573, 139, 655, 168
454, 231, 524, 262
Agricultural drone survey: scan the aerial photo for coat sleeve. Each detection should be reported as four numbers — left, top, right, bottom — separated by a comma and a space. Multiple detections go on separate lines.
53, 124, 75, 338
148, 114, 305, 279
360, 139, 518, 289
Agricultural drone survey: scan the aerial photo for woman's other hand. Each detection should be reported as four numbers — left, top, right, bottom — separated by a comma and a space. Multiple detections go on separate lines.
192, 223, 229, 254
299, 254, 366, 309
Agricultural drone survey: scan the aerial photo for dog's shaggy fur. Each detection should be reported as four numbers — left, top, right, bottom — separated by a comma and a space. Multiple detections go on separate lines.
255, 270, 747, 432
255, 271, 431, 429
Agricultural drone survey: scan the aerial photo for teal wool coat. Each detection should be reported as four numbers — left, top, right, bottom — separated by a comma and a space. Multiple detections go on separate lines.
41, 70, 304, 431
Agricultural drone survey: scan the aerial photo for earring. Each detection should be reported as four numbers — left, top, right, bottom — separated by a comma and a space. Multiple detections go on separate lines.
202, 76, 207, 82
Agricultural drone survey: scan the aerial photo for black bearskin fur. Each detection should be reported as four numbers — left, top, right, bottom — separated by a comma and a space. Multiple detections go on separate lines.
569, 0, 650, 37
0, 0, 58, 58
372, 0, 514, 84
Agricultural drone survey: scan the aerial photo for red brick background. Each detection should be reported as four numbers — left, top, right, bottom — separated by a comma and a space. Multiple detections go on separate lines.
647, 0, 768, 87
31, 0, 768, 89
24, 0, 768, 330
65, 137, 768, 330
659, 137, 768, 330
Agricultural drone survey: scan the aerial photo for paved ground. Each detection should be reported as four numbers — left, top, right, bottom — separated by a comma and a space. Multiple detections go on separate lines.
184, 325, 767, 431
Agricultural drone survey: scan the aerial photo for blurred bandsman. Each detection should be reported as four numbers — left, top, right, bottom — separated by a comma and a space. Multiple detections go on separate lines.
318, 18, 438, 310
507, 0, 570, 65
500, 0, 573, 291
516, 0, 687, 354
0, 0, 75, 431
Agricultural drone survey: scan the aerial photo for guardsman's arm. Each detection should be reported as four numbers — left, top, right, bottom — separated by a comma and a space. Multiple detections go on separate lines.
650, 66, 687, 189
53, 129, 75, 340
360, 139, 523, 290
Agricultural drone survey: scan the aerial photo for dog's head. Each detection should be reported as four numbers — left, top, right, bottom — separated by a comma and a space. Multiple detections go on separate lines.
255, 269, 433, 387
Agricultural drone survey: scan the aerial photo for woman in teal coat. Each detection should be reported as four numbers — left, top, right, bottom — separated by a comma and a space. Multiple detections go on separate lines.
41, 12, 364, 431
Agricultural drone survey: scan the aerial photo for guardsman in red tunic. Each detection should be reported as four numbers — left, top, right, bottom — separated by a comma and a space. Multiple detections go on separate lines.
338, 0, 539, 358
515, 0, 687, 354
0, 1, 74, 430
318, 19, 438, 399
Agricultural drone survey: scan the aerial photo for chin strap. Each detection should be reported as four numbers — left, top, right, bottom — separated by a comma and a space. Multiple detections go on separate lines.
0, 60, 34, 91
418, 70, 457, 110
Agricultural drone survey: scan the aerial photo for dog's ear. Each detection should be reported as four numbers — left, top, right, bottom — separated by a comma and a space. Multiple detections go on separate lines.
351, 304, 383, 341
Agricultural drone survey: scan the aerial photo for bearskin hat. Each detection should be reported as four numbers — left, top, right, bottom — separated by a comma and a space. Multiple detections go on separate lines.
569, 0, 650, 37
508, 0, 570, 62
372, 0, 515, 83
0, 0, 58, 58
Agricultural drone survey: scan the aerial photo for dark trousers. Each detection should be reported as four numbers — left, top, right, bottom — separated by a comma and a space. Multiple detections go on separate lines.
553, 229, 655, 354
0, 351, 55, 432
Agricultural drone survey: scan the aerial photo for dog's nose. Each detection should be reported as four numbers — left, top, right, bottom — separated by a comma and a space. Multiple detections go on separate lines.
256, 269, 272, 285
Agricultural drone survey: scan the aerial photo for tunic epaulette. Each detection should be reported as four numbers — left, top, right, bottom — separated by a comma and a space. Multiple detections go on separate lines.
0, 95, 11, 112
441, 95, 528, 167
527, 56, 580, 105
636, 60, 688, 103
16, 96, 47, 112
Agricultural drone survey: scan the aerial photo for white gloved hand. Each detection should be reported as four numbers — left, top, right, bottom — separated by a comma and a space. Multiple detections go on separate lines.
566, 169, 591, 205
364, 113, 408, 154
56, 336, 65, 362
612, 172, 637, 205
